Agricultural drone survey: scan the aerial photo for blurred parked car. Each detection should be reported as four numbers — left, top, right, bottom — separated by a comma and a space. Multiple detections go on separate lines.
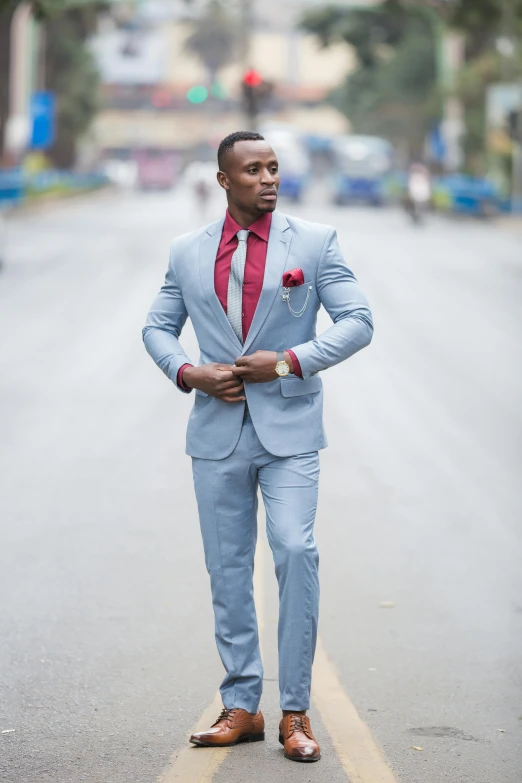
134, 148, 180, 190
432, 174, 505, 218
331, 135, 394, 206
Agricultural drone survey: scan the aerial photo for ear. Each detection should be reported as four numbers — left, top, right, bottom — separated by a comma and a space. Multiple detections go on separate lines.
217, 171, 230, 191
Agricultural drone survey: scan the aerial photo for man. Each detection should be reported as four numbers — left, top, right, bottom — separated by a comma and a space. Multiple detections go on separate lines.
142, 131, 373, 762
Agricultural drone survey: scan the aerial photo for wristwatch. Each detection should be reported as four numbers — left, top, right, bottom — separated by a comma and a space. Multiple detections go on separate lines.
275, 351, 290, 377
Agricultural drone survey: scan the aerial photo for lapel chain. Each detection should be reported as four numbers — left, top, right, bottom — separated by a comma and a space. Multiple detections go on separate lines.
282, 285, 312, 317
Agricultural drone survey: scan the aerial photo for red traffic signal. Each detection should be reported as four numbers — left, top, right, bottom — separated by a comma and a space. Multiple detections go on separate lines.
243, 69, 263, 88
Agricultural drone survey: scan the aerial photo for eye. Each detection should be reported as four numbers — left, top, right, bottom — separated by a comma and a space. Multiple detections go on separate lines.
248, 167, 258, 174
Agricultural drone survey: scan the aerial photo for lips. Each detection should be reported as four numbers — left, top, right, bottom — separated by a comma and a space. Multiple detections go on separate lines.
260, 189, 277, 200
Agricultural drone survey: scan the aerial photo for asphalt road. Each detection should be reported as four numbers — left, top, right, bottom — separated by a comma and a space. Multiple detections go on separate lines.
0, 185, 521, 783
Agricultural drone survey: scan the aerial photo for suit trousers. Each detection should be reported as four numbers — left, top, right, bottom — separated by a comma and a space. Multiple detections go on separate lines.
192, 409, 320, 713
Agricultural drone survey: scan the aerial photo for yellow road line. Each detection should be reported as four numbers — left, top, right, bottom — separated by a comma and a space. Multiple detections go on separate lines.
159, 534, 397, 783
157, 532, 266, 783
312, 635, 399, 783
158, 691, 229, 783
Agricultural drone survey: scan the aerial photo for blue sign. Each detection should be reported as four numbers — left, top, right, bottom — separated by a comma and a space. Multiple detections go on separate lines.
30, 92, 55, 150
428, 124, 446, 163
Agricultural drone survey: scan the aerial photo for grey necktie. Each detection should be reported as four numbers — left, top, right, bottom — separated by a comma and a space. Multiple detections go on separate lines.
227, 229, 250, 343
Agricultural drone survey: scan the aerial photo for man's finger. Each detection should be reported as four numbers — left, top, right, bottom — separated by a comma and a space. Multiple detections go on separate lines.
234, 356, 248, 366
231, 365, 247, 377
220, 380, 244, 392
222, 394, 246, 403
217, 370, 236, 382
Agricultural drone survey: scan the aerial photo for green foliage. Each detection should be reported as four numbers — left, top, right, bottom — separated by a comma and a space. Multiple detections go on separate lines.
301, 0, 522, 170
300, 1, 439, 156
447, 0, 522, 175
45, 6, 101, 168
0, 0, 103, 167
448, 0, 522, 57
0, 0, 102, 17
300, 0, 411, 68
184, 0, 238, 78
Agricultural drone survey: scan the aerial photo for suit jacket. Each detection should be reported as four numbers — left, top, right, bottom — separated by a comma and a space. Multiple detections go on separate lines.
142, 210, 373, 459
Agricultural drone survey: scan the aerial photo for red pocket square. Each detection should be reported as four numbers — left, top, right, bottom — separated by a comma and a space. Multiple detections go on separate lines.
282, 268, 305, 287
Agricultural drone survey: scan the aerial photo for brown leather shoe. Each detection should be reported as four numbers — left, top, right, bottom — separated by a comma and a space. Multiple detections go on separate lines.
190, 707, 265, 747
279, 713, 321, 762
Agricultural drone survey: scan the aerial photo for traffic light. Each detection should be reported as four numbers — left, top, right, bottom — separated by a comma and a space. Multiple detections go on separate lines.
508, 110, 521, 142
186, 85, 208, 104
243, 69, 263, 89
186, 83, 228, 105
210, 81, 228, 100
241, 70, 273, 127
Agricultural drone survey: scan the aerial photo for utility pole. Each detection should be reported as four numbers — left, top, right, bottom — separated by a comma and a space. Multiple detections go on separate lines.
4, 2, 33, 164
502, 0, 522, 213
239, 0, 255, 130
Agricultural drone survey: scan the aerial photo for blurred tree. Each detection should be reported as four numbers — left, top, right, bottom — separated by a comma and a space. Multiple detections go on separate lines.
0, 0, 102, 167
445, 0, 522, 58
44, 4, 102, 168
300, 1, 439, 157
301, 0, 522, 170
184, 0, 238, 84
447, 0, 522, 174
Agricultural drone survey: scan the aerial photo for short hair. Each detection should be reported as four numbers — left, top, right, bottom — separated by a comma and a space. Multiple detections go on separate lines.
217, 131, 265, 171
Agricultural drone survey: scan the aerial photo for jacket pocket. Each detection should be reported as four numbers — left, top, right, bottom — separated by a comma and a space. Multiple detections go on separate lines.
282, 282, 314, 317
280, 376, 322, 397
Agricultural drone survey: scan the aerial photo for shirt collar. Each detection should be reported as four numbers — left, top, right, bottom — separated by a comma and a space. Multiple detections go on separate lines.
222, 210, 272, 245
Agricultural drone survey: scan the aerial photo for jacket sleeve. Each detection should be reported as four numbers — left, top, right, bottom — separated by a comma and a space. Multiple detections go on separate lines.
289, 229, 373, 379
142, 245, 194, 393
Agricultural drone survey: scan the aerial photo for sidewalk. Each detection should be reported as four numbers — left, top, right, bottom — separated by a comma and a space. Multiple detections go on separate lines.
495, 214, 522, 238
2, 183, 117, 217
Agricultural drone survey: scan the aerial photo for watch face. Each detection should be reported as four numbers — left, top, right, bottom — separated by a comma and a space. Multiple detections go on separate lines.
276, 361, 290, 377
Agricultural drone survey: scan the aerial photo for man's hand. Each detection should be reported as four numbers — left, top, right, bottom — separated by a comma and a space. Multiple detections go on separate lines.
183, 363, 245, 403
231, 350, 294, 384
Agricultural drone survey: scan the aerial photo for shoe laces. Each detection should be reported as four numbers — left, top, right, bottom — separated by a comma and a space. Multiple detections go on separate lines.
212, 707, 236, 727
289, 714, 310, 737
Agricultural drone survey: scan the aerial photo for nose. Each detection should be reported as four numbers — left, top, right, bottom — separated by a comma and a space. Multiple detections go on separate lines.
261, 167, 276, 185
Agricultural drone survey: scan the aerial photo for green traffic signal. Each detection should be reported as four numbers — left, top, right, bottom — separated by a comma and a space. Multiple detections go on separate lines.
186, 85, 209, 104
210, 82, 227, 99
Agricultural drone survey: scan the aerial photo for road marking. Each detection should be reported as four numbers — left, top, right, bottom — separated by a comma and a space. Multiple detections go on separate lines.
159, 533, 398, 783
158, 691, 229, 783
157, 531, 266, 783
312, 635, 399, 783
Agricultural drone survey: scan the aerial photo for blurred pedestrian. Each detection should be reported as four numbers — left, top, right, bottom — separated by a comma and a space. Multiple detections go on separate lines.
142, 131, 373, 763
194, 175, 211, 218
405, 161, 432, 224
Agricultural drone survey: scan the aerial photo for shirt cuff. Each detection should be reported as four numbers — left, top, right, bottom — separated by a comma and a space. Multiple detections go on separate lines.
177, 363, 193, 392
286, 349, 302, 378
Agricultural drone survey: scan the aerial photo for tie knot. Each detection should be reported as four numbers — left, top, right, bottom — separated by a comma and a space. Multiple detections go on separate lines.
236, 229, 249, 242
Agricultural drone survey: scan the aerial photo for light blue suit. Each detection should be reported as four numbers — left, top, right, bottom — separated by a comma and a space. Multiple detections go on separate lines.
143, 210, 373, 711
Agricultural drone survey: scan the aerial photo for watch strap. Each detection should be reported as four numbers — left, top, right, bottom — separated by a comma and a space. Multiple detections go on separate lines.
276, 351, 285, 364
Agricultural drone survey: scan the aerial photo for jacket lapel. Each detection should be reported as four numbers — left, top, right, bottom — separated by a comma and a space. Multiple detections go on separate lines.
243, 210, 292, 354
199, 217, 243, 353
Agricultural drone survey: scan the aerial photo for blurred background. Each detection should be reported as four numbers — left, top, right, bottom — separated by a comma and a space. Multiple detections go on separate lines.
1, 0, 522, 212
1, 2, 521, 783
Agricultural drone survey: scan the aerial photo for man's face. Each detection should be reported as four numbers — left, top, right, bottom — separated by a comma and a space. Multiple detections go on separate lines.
217, 140, 280, 215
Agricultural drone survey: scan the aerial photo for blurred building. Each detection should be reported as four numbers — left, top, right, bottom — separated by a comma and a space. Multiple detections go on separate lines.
90, 0, 366, 158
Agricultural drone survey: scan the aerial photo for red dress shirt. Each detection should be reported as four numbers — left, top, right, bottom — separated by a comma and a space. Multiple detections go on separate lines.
178, 210, 301, 390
